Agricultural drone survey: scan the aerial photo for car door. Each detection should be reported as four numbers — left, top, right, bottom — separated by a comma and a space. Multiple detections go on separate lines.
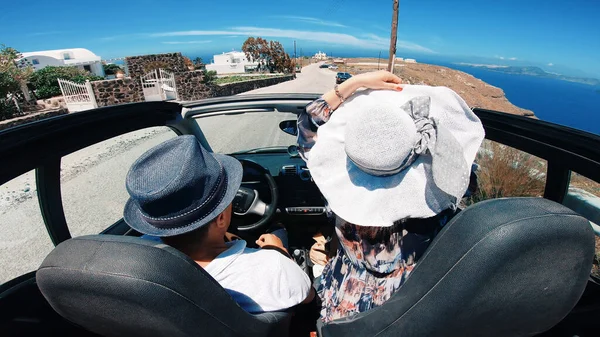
0, 102, 186, 336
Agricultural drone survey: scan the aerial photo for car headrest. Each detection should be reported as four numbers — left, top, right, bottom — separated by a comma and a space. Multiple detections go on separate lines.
36, 235, 290, 337
320, 197, 596, 337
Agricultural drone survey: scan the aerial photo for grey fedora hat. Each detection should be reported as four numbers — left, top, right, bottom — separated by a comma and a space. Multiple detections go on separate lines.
123, 135, 243, 237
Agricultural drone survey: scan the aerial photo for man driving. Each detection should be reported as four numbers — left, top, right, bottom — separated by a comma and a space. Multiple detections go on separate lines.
123, 135, 314, 313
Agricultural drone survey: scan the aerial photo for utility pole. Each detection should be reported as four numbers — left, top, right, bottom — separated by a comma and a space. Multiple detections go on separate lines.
388, 0, 399, 72
378, 51, 381, 70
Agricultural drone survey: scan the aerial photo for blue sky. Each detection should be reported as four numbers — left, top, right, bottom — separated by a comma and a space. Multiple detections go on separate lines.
1, 0, 599, 77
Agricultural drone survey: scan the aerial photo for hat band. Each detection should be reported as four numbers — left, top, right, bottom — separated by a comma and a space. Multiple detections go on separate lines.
139, 167, 228, 229
347, 149, 420, 177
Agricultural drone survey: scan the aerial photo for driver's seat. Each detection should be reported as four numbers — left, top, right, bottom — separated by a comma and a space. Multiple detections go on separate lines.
36, 235, 292, 337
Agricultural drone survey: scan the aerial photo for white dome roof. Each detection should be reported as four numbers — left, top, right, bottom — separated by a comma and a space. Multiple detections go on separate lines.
21, 48, 101, 61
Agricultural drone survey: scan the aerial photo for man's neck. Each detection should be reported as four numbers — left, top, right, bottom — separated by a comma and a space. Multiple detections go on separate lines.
182, 239, 229, 268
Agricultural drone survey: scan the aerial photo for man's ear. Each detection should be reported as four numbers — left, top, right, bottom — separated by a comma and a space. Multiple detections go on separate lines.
215, 211, 227, 229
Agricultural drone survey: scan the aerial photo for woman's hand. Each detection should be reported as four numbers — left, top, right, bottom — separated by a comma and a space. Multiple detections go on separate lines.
309, 233, 331, 266
349, 70, 403, 91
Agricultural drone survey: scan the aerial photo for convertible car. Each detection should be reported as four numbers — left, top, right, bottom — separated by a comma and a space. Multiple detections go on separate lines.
0, 94, 599, 337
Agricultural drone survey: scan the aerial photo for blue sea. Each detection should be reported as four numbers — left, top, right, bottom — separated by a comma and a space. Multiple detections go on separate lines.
429, 61, 600, 135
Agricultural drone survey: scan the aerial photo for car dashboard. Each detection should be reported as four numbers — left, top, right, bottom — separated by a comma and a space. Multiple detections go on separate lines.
231, 153, 329, 229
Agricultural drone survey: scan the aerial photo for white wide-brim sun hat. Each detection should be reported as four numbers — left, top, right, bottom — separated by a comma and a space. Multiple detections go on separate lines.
307, 85, 485, 227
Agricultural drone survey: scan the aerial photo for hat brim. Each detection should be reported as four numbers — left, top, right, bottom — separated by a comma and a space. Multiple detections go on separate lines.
308, 87, 484, 227
123, 153, 243, 237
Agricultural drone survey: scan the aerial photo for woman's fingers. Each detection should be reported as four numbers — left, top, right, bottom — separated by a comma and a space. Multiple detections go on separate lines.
384, 82, 403, 91
383, 71, 403, 84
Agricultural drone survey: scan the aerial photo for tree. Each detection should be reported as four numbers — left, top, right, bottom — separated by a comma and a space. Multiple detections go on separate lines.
193, 57, 204, 70
183, 56, 194, 70
242, 37, 269, 64
0, 44, 34, 119
0, 44, 34, 102
242, 37, 294, 73
30, 66, 103, 99
0, 71, 20, 120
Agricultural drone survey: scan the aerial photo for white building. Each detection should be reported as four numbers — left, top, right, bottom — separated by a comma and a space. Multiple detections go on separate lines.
19, 48, 105, 77
313, 51, 327, 60
205, 51, 259, 74
404, 58, 417, 64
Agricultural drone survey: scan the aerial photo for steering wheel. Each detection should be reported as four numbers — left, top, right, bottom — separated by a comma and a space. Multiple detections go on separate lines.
232, 159, 279, 232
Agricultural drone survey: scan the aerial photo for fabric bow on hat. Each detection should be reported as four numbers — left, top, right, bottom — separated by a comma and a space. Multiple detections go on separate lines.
400, 96, 470, 202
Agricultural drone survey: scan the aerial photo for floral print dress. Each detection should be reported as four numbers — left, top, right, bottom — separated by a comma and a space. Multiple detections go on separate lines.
299, 98, 454, 323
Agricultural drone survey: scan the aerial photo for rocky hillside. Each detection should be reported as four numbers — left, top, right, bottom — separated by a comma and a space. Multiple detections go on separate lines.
344, 59, 535, 117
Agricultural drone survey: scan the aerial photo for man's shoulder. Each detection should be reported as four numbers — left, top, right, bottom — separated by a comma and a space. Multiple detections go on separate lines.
242, 246, 287, 261
238, 247, 302, 271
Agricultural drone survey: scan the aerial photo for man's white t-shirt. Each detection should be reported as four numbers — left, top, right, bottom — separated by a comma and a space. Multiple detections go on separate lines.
204, 240, 312, 313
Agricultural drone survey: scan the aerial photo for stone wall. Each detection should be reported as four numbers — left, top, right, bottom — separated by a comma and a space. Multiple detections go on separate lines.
126, 53, 188, 79
89, 72, 294, 106
91, 78, 144, 107
214, 75, 295, 97
175, 71, 213, 101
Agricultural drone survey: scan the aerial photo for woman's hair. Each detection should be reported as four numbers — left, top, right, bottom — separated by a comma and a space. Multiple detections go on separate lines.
342, 207, 457, 245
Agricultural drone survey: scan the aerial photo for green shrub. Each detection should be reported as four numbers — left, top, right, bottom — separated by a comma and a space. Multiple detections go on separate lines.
0, 99, 18, 121
0, 72, 20, 120
103, 64, 124, 75
202, 70, 218, 85
30, 66, 103, 99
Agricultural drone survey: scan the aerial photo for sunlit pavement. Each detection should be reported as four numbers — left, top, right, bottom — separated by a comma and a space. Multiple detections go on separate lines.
240, 62, 335, 95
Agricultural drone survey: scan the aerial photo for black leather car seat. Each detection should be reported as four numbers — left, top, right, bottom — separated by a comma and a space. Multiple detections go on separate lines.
36, 235, 291, 337
318, 198, 595, 337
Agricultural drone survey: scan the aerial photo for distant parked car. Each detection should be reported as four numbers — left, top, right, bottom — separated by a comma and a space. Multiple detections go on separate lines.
295, 65, 302, 73
319, 64, 330, 68
328, 65, 338, 70
336, 72, 352, 84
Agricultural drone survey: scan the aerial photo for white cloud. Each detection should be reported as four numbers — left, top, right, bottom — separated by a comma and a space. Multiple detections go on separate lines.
98, 33, 146, 42
162, 40, 212, 45
272, 16, 347, 28
151, 27, 434, 53
508, 57, 517, 61
548, 63, 554, 66
496, 55, 505, 60
27, 31, 64, 37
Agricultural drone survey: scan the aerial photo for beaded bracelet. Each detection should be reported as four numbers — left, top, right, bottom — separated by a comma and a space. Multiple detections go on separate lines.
334, 84, 345, 103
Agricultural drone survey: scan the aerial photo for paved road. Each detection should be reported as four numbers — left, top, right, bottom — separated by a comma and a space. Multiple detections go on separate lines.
0, 63, 335, 283
240, 62, 336, 94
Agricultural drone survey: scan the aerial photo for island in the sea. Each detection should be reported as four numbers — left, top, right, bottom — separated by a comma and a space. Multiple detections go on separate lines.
456, 64, 600, 86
